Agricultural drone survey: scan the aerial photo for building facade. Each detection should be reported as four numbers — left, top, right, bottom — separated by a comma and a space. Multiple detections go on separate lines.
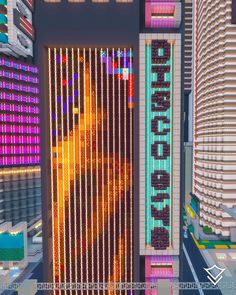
0, 56, 41, 230
139, 1, 183, 293
35, 0, 139, 291
47, 46, 134, 291
0, 0, 34, 57
183, 0, 193, 143
193, 0, 236, 241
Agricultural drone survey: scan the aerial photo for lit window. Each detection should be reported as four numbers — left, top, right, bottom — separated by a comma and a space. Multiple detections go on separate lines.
92, 0, 109, 3
44, 0, 61, 2
116, 0, 133, 2
68, 0, 85, 2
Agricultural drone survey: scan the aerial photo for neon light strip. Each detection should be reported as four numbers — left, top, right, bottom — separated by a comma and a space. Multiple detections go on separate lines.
65, 48, 72, 295
78, 48, 83, 295
0, 59, 38, 73
72, 48, 78, 295
54, 48, 61, 295
0, 125, 39, 134
112, 47, 116, 286
0, 92, 39, 104
0, 146, 40, 154
129, 47, 133, 283
89, 48, 94, 295
124, 48, 127, 291
83, 48, 89, 295
0, 81, 39, 94
106, 48, 111, 294
60, 48, 67, 289
0, 114, 39, 124
101, 47, 105, 295
0, 156, 40, 166
0, 167, 40, 176
118, 47, 122, 293
48, 48, 56, 295
95, 48, 100, 293
0, 70, 38, 83
170, 43, 174, 244
0, 103, 39, 114
0, 135, 40, 144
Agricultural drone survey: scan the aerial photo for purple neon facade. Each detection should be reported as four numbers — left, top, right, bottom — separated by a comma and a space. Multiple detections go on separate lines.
0, 57, 40, 167
145, 0, 178, 28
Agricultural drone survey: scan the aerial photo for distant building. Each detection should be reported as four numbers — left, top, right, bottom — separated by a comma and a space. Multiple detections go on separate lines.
192, 0, 236, 241
0, 56, 41, 231
0, 0, 34, 57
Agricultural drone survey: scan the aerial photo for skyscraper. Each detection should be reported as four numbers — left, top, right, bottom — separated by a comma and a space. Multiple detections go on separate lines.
0, 0, 41, 233
184, 0, 193, 142
0, 56, 41, 228
140, 0, 182, 292
193, 0, 236, 241
35, 0, 139, 291
47, 46, 134, 291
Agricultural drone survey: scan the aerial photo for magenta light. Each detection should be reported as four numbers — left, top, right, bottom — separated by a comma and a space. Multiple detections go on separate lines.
0, 125, 39, 134
0, 81, 39, 94
145, 2, 177, 28
0, 70, 39, 84
0, 114, 40, 124
0, 146, 40, 155
146, 0, 176, 2
0, 59, 38, 74
145, 256, 174, 279
0, 92, 39, 104
0, 102, 39, 114
0, 135, 40, 144
0, 155, 40, 166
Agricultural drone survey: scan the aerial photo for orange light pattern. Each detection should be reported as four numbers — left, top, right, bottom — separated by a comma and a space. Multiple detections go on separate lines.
48, 47, 134, 295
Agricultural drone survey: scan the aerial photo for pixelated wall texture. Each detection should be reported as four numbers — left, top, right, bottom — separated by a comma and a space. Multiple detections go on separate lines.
145, 0, 182, 29
139, 34, 181, 256
48, 47, 134, 291
0, 57, 40, 166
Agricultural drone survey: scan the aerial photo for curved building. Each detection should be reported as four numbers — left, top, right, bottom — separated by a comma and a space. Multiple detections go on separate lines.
193, 0, 236, 240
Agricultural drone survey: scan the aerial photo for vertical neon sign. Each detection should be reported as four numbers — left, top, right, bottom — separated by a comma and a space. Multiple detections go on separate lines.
145, 39, 173, 250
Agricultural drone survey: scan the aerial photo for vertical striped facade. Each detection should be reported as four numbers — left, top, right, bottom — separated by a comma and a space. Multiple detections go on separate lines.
193, 0, 236, 238
48, 47, 134, 293
184, 0, 193, 93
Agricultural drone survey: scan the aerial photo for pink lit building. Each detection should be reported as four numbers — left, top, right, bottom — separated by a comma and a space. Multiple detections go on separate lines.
0, 56, 41, 232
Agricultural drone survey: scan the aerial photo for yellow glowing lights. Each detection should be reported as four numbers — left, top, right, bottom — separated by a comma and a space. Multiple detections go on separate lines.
0, 168, 40, 175
48, 47, 134, 291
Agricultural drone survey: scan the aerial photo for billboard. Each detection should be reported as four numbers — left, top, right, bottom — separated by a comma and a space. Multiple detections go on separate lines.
48, 47, 134, 286
140, 34, 181, 255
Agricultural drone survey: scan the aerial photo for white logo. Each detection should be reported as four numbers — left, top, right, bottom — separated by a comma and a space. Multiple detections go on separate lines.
204, 265, 226, 285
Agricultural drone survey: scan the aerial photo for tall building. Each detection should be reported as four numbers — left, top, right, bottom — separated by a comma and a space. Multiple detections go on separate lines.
0, 56, 41, 229
48, 46, 134, 290
193, 0, 236, 241
35, 0, 139, 291
139, 0, 182, 292
0, 0, 34, 57
184, 0, 193, 142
